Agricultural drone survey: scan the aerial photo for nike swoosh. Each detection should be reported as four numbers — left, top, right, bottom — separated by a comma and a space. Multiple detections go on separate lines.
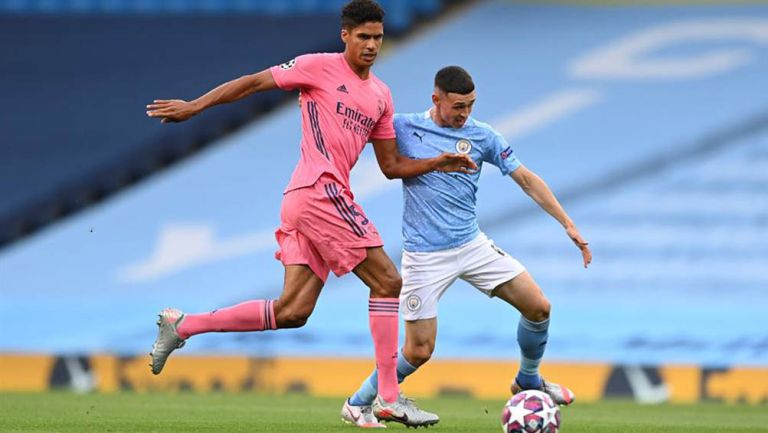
346, 407, 360, 422
380, 410, 408, 423
388, 413, 409, 423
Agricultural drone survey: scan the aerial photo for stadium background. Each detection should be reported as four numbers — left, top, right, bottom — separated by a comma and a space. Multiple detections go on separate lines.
1, 0, 766, 408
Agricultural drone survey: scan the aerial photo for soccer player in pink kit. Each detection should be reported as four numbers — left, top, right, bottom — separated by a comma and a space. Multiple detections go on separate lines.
145, 0, 475, 426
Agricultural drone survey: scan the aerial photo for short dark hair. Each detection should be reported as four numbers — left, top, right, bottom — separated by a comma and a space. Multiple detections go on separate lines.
435, 66, 475, 95
341, 0, 385, 30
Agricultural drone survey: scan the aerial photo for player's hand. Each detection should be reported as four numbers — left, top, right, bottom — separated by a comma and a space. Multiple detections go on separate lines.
566, 226, 592, 268
146, 99, 200, 123
434, 153, 478, 174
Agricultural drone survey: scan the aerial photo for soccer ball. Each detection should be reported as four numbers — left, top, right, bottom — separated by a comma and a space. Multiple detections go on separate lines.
501, 390, 560, 433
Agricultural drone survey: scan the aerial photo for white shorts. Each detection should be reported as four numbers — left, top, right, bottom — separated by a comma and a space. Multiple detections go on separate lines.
399, 233, 526, 321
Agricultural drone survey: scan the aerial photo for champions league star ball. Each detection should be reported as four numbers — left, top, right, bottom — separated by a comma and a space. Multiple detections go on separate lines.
501, 390, 560, 433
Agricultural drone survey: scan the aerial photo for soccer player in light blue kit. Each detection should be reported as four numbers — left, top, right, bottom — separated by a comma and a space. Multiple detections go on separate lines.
341, 66, 592, 428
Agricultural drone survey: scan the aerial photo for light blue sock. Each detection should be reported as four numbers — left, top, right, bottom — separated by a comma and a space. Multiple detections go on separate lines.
515, 316, 549, 389
349, 349, 418, 406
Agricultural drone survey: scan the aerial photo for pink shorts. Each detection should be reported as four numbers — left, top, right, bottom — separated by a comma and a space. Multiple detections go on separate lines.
274, 174, 383, 282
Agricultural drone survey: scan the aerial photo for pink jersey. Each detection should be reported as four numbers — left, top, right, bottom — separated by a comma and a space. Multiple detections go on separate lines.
270, 53, 396, 194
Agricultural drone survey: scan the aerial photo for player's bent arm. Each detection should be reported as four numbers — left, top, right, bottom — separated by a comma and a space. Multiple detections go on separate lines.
190, 69, 278, 111
511, 165, 592, 267
147, 69, 278, 123
371, 138, 438, 179
510, 165, 573, 229
371, 138, 478, 179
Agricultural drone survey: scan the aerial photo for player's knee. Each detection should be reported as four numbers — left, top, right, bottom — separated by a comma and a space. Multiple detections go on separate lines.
389, 273, 403, 296
409, 345, 433, 367
530, 298, 551, 322
374, 272, 402, 298
278, 312, 309, 328
404, 341, 434, 367
275, 306, 313, 329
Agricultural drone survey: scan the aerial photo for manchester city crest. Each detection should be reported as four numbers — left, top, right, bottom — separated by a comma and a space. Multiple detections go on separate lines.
406, 294, 422, 312
455, 139, 472, 154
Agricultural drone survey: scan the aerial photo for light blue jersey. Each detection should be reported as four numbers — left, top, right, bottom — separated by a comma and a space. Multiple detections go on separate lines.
395, 110, 522, 252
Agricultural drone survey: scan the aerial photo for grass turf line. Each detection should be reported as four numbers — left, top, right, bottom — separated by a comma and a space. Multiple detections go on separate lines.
1, 392, 765, 433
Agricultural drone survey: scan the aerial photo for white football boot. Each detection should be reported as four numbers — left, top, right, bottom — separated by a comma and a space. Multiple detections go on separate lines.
372, 393, 439, 428
511, 378, 575, 406
149, 307, 186, 375
341, 399, 386, 428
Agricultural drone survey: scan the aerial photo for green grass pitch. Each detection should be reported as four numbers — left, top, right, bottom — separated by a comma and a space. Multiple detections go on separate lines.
1, 392, 765, 433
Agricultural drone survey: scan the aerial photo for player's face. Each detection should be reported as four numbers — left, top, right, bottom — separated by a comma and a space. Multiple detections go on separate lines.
433, 90, 476, 128
341, 22, 384, 69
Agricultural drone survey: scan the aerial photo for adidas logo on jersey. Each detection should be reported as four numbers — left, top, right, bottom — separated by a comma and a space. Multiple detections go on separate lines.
336, 84, 349, 93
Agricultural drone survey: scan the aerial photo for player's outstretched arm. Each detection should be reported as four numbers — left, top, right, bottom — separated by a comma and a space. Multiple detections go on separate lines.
510, 165, 592, 268
371, 138, 478, 179
146, 69, 279, 123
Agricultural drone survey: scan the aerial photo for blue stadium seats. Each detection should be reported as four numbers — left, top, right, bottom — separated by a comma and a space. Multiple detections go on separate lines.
0, 1, 450, 247
0, 0, 442, 31
0, 13, 343, 245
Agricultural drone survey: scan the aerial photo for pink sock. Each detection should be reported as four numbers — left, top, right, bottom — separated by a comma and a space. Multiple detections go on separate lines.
177, 300, 277, 339
369, 298, 399, 403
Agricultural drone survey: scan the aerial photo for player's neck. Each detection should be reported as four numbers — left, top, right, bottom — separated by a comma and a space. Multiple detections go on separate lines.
343, 52, 371, 80
429, 107, 448, 128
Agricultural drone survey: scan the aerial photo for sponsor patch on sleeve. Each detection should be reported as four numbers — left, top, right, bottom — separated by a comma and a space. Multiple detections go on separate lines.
279, 58, 296, 70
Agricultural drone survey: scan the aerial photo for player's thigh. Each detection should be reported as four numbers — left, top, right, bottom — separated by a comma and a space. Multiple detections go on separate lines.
274, 264, 325, 327
400, 249, 458, 321
275, 225, 331, 283
492, 271, 550, 322
403, 318, 438, 366
285, 176, 383, 279
459, 236, 526, 297
353, 247, 402, 298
